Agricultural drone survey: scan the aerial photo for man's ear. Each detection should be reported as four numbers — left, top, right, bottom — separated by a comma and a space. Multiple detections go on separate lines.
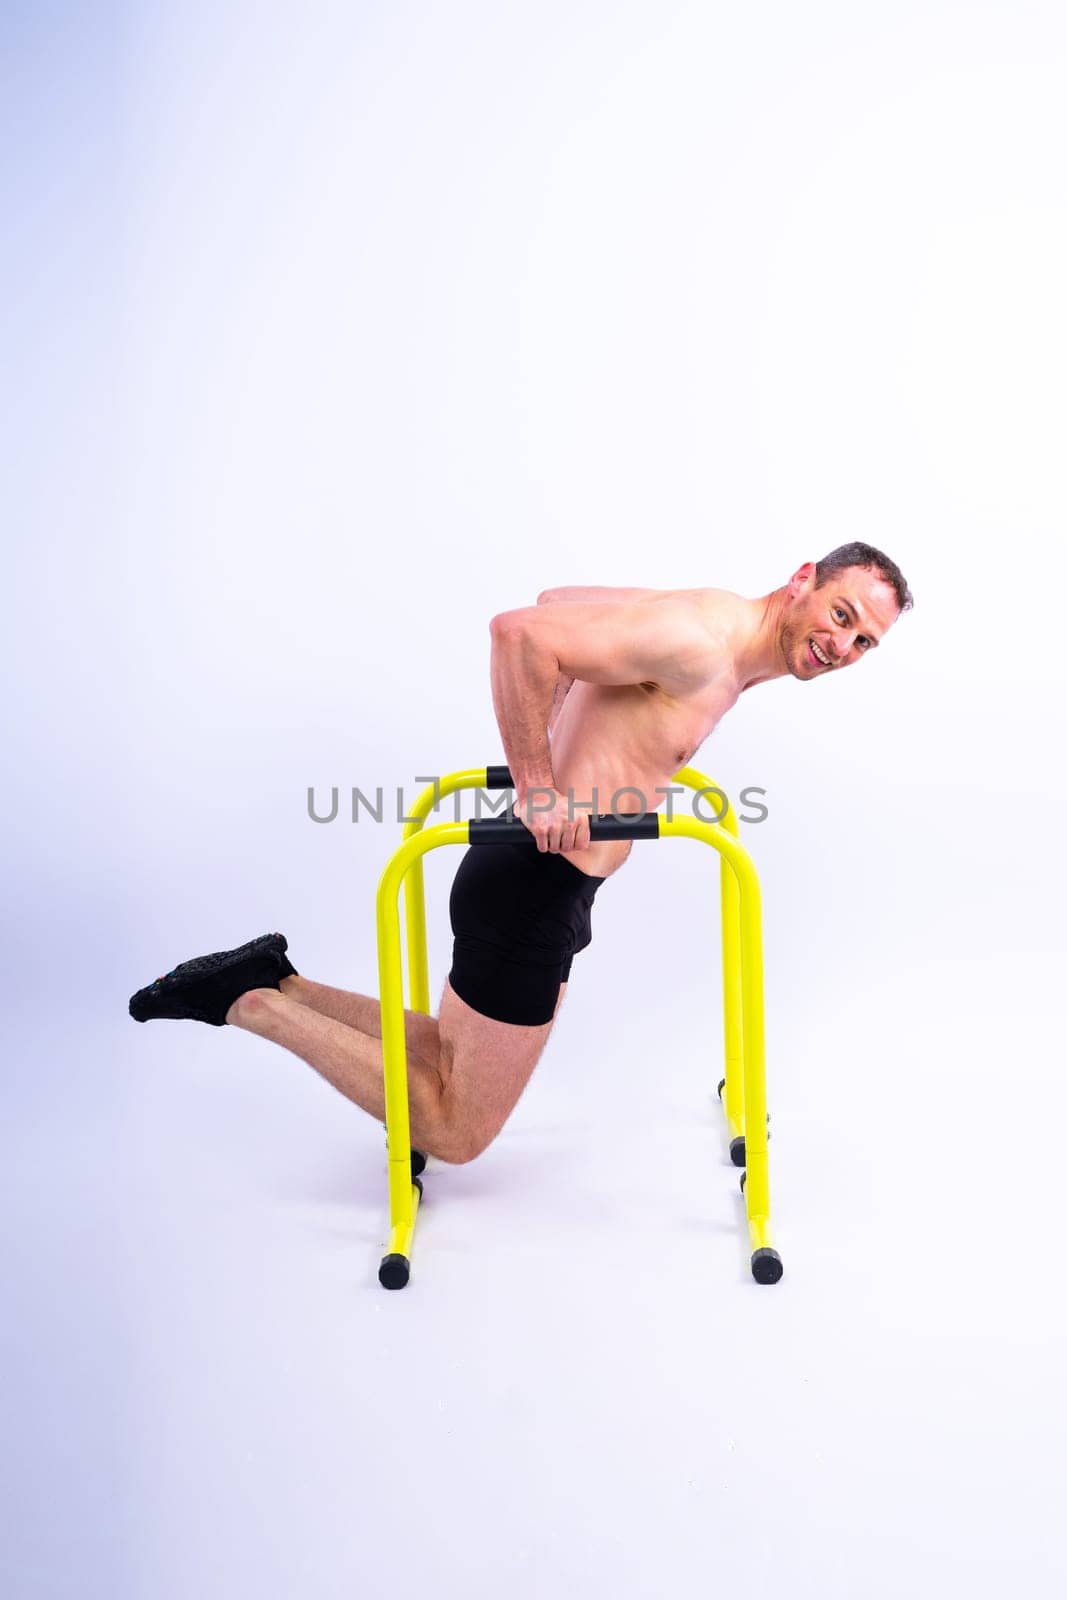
787, 561, 817, 598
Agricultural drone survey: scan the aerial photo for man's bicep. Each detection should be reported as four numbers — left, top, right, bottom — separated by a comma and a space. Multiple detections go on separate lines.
515, 598, 706, 687
537, 585, 661, 606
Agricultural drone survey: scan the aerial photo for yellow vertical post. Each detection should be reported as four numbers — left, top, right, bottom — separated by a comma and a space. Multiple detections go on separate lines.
402, 861, 431, 1015
719, 855, 745, 1139
661, 815, 780, 1277
376, 851, 417, 1252
734, 863, 770, 1234
376, 821, 469, 1285
675, 766, 745, 1142
401, 770, 493, 1016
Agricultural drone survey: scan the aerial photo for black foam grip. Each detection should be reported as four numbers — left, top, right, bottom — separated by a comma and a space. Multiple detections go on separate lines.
468, 814, 661, 845
484, 765, 514, 789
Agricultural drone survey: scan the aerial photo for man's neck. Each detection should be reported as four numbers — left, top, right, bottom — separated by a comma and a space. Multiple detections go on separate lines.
732, 590, 791, 690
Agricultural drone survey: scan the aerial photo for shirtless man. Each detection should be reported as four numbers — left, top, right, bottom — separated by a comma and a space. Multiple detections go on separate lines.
129, 542, 911, 1165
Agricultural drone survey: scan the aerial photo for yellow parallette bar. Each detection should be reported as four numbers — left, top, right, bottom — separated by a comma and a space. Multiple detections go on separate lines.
376, 768, 777, 1286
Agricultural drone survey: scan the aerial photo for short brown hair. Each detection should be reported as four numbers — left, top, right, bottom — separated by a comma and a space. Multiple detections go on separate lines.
814, 542, 913, 613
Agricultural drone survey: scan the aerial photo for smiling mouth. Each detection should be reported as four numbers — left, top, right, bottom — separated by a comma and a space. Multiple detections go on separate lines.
808, 638, 831, 668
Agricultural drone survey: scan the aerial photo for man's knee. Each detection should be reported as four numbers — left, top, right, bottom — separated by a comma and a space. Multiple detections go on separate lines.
433, 1074, 509, 1164
431, 996, 554, 1163
436, 1118, 499, 1166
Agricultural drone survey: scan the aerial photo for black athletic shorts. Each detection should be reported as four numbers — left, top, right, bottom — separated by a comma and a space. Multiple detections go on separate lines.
448, 842, 607, 1025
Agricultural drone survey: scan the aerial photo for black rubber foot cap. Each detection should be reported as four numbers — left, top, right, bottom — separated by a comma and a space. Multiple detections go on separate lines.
410, 1149, 427, 1178
717, 1078, 726, 1100
730, 1135, 746, 1168
751, 1248, 784, 1285
378, 1254, 410, 1290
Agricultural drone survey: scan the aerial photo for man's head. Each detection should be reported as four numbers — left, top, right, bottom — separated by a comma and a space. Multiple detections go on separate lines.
780, 542, 913, 680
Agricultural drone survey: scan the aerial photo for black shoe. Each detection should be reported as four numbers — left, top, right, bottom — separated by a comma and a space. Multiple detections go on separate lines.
129, 932, 297, 1026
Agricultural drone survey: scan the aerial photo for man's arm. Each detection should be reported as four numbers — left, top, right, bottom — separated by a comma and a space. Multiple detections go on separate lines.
538, 586, 662, 731
489, 594, 711, 851
536, 585, 662, 605
536, 590, 576, 733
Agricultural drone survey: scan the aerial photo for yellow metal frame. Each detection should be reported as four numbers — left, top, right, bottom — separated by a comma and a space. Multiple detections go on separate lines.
375, 766, 780, 1288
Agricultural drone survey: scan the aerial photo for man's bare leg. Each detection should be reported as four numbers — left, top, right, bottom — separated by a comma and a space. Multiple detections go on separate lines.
226, 987, 456, 1155
130, 936, 566, 1162
226, 980, 565, 1164
278, 974, 439, 1060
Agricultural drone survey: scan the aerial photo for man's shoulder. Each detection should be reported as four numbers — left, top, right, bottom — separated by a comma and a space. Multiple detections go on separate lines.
688, 584, 745, 614
668, 589, 752, 693
630, 592, 737, 694
645, 586, 746, 631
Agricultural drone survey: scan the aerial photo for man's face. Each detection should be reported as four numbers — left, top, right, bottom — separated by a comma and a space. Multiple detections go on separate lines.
781, 562, 900, 680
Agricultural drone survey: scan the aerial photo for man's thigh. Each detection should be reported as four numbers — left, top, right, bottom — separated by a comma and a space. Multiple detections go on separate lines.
436, 979, 567, 1157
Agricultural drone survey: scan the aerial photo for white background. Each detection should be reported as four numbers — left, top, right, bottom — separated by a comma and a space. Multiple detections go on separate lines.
5, 2, 1067, 1595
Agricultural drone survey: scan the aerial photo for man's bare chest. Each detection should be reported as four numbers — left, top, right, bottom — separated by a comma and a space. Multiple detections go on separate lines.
559, 678, 739, 772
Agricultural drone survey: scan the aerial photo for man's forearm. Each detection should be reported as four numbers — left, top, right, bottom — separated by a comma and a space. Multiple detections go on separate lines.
489, 615, 559, 797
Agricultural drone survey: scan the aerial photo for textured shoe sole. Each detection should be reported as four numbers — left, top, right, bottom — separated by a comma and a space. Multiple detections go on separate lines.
129, 932, 289, 1023
165, 932, 289, 982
